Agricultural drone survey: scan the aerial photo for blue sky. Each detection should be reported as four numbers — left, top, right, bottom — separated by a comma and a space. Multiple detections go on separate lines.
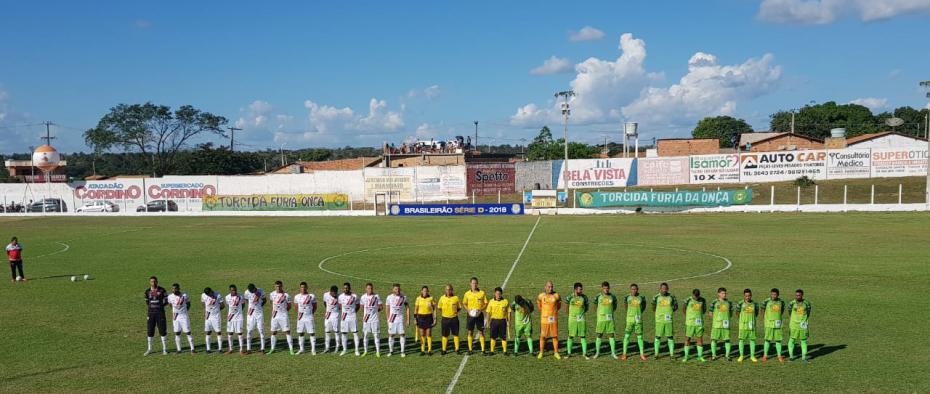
1, 0, 929, 153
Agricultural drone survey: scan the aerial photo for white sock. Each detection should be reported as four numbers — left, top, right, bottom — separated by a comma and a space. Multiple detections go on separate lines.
363, 332, 369, 353
286, 334, 293, 351
205, 335, 211, 351
374, 336, 380, 353
238, 335, 244, 351
160, 336, 168, 351
217, 335, 223, 351
271, 335, 277, 351
147, 337, 153, 351
259, 332, 265, 350
342, 333, 348, 351
227, 335, 234, 351
187, 335, 195, 351
400, 336, 405, 353
246, 331, 252, 350
353, 333, 360, 353
299, 336, 305, 352
175, 335, 182, 352
324, 333, 330, 351
388, 336, 394, 353
310, 335, 316, 353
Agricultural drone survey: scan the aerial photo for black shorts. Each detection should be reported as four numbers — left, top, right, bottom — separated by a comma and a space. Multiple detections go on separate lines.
416, 314, 434, 329
466, 314, 485, 331
147, 313, 167, 337
490, 319, 507, 340
441, 317, 460, 337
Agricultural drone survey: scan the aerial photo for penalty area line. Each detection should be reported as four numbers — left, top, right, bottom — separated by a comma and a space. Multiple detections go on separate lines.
445, 215, 541, 394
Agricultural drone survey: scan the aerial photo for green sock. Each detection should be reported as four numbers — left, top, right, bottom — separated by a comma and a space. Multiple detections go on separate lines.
763, 341, 770, 357
622, 334, 630, 355
566, 338, 573, 355
710, 341, 717, 358
580, 338, 587, 356
654, 338, 660, 356
787, 339, 794, 358
668, 339, 675, 358
595, 338, 602, 355
683, 344, 690, 360
697, 345, 703, 359
609, 338, 616, 356
749, 341, 756, 357
738, 340, 745, 357
775, 342, 782, 356
637, 336, 645, 356
527, 338, 533, 353
801, 340, 808, 360
514, 338, 521, 353
724, 342, 732, 357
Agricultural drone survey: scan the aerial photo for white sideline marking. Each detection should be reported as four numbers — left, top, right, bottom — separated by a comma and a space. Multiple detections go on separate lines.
31, 242, 70, 260
445, 216, 541, 394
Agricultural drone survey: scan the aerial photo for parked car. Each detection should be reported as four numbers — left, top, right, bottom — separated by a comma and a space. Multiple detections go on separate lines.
76, 200, 120, 213
136, 200, 178, 212
27, 198, 68, 212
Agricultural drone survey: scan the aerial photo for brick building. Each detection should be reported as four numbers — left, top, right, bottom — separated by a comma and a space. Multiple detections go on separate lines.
739, 132, 823, 152
656, 138, 719, 157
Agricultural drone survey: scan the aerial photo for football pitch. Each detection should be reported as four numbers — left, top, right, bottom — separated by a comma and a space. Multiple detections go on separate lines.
1, 213, 929, 393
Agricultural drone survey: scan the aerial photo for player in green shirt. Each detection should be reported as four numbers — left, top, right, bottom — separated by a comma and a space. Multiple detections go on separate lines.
681, 288, 707, 362
564, 282, 589, 359
511, 295, 534, 356
787, 289, 812, 362
708, 287, 733, 361
621, 283, 648, 361
736, 288, 759, 363
652, 282, 678, 359
592, 281, 619, 359
761, 288, 786, 363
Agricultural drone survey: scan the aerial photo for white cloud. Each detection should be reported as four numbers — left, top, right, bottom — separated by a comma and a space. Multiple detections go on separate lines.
530, 56, 573, 76
415, 123, 435, 138
511, 33, 782, 131
848, 97, 889, 111
235, 100, 274, 129
569, 26, 605, 42
407, 85, 441, 101
758, 0, 930, 24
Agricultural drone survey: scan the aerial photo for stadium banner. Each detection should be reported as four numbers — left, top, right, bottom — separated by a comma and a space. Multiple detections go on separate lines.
636, 157, 690, 186
870, 147, 929, 178
414, 165, 467, 201
202, 194, 349, 211
215, 172, 366, 201
689, 154, 740, 184
576, 189, 753, 208
146, 176, 219, 211
389, 203, 525, 216
554, 158, 637, 189
523, 189, 566, 208
826, 148, 871, 179
739, 150, 827, 182
466, 163, 516, 196
72, 179, 147, 211
363, 168, 415, 202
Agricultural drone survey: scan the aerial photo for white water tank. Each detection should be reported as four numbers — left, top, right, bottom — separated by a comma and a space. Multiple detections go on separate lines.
830, 128, 846, 138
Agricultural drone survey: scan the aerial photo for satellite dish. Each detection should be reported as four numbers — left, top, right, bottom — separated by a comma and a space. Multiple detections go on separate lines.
885, 117, 904, 127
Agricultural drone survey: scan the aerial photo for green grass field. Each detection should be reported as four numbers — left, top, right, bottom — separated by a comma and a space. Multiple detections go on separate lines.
1, 213, 929, 393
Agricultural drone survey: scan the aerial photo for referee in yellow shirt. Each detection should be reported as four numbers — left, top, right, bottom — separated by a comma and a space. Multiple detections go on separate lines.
462, 277, 488, 354
486, 287, 510, 355
414, 286, 437, 355
438, 284, 462, 355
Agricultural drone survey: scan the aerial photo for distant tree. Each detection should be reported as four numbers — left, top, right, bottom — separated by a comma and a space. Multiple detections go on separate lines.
691, 116, 754, 148
769, 101, 880, 139
875, 106, 930, 137
84, 103, 228, 176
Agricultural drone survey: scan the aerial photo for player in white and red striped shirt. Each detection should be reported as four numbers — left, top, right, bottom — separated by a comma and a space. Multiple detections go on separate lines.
293, 281, 317, 355
384, 284, 410, 357
322, 286, 341, 353
267, 280, 294, 355
359, 283, 383, 357
337, 282, 360, 356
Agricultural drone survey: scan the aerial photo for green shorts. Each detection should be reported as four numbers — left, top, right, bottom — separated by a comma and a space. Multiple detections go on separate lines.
624, 320, 643, 335
514, 323, 532, 338
738, 329, 756, 341
596, 320, 615, 334
568, 318, 586, 337
654, 321, 673, 337
685, 325, 704, 338
711, 328, 730, 341
789, 327, 809, 340
764, 327, 783, 341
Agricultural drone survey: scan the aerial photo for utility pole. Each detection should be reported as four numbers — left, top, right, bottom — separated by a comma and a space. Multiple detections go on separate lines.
227, 127, 242, 152
790, 112, 795, 134
42, 121, 56, 146
920, 81, 930, 206
555, 90, 575, 203
474, 121, 478, 153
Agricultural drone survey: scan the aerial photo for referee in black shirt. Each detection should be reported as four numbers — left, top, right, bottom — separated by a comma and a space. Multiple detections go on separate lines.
144, 276, 169, 356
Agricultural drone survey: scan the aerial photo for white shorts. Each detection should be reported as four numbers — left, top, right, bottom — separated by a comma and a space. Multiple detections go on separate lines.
324, 314, 340, 333
340, 316, 358, 333
387, 319, 405, 335
227, 318, 243, 334
363, 318, 380, 335
247, 314, 264, 332
172, 314, 191, 333
270, 316, 290, 332
297, 318, 315, 334
204, 316, 221, 333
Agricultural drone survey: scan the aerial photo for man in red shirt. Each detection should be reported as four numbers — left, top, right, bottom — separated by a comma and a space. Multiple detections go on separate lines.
6, 236, 25, 283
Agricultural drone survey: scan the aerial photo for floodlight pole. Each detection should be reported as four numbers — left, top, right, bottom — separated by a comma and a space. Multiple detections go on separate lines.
555, 90, 575, 204
922, 81, 930, 207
